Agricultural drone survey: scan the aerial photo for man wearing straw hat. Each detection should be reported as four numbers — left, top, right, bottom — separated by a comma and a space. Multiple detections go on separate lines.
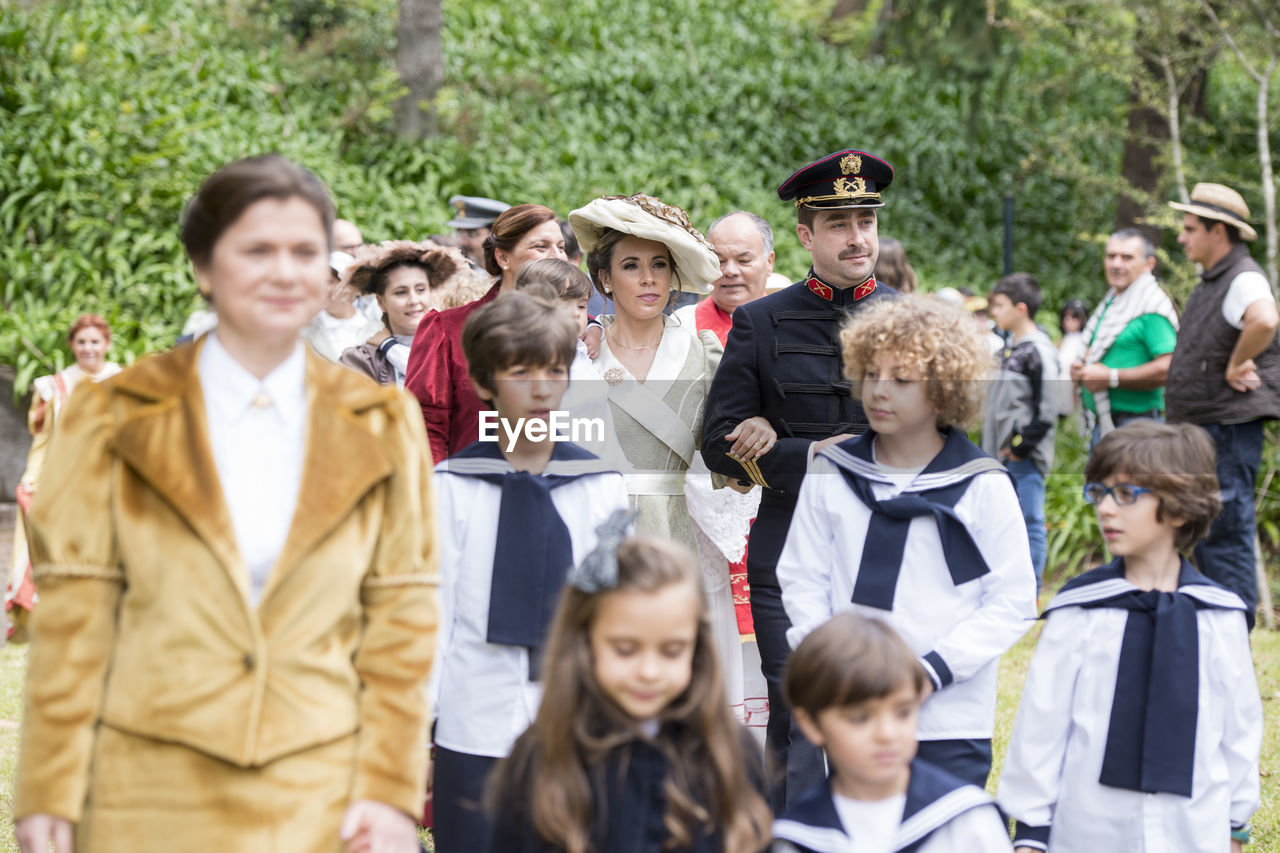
1166, 182, 1280, 629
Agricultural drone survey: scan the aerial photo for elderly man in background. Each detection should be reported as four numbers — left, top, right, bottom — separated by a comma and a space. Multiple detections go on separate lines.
1166, 182, 1280, 630
674, 211, 775, 345
333, 218, 364, 255
1071, 227, 1179, 445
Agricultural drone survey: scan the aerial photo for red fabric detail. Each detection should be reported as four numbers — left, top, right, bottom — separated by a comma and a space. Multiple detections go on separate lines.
694, 297, 734, 346
805, 277, 834, 302
731, 564, 753, 635
731, 517, 755, 635
404, 283, 500, 464
7, 484, 36, 615
854, 278, 877, 300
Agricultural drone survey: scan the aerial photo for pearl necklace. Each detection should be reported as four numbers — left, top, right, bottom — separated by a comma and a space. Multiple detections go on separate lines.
606, 325, 663, 350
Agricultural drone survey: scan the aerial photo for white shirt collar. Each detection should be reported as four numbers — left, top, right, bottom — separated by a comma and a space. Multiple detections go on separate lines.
199, 332, 308, 429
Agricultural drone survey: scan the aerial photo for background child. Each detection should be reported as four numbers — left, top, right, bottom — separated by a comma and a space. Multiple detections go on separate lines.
984, 272, 1059, 587
430, 290, 629, 852
998, 421, 1261, 853
486, 525, 773, 853
773, 612, 1012, 853
777, 295, 1036, 788
514, 258, 620, 466
516, 258, 595, 378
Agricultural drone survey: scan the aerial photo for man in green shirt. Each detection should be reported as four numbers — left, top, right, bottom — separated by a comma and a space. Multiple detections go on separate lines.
1069, 228, 1180, 446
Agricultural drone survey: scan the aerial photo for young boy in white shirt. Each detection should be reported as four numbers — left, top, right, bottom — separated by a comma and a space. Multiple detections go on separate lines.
776, 295, 1037, 788
998, 421, 1261, 853
772, 613, 1012, 853
429, 290, 628, 853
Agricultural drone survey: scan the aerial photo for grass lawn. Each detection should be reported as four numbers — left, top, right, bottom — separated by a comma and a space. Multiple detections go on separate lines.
1, 631, 1277, 851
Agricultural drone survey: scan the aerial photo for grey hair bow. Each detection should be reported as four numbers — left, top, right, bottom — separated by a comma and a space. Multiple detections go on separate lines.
566, 508, 635, 593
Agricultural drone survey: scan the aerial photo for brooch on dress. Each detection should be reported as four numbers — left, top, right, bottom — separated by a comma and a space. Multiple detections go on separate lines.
604, 367, 624, 387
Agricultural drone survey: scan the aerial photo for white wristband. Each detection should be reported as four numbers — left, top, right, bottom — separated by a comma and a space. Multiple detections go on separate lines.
1109, 368, 1120, 389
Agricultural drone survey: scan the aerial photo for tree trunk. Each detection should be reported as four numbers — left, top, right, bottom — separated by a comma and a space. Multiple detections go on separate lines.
396, 0, 443, 141
1115, 71, 1165, 247
1116, 48, 1208, 242
1257, 58, 1277, 288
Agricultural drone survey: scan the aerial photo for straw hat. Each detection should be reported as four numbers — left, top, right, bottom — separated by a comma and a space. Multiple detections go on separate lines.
569, 194, 720, 294
1168, 183, 1257, 242
343, 240, 467, 296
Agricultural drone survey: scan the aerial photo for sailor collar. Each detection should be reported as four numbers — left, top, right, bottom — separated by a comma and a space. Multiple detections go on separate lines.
436, 438, 618, 479
1044, 557, 1248, 614
819, 427, 1005, 492
772, 759, 995, 853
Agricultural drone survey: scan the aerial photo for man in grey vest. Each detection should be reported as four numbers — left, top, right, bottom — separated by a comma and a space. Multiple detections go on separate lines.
1167, 182, 1280, 629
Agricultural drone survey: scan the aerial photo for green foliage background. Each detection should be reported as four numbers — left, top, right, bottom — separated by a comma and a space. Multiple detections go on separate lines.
3, 0, 1270, 382
1, 0, 1276, 576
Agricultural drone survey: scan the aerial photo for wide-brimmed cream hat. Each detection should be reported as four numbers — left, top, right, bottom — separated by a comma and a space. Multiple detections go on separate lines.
569, 194, 720, 294
1169, 183, 1257, 241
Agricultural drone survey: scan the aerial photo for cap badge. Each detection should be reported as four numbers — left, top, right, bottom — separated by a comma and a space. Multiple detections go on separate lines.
840, 153, 862, 176
834, 177, 867, 199
453, 198, 467, 214
854, 278, 877, 300
806, 276, 834, 301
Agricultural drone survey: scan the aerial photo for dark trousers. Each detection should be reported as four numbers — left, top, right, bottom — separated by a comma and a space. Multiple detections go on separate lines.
749, 579, 827, 812
915, 738, 994, 789
1194, 419, 1265, 630
432, 745, 497, 853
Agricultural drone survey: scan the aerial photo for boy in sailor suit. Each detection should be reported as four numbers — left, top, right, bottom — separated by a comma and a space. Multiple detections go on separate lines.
429, 291, 629, 853
776, 295, 1037, 788
772, 613, 1012, 853
998, 421, 1261, 853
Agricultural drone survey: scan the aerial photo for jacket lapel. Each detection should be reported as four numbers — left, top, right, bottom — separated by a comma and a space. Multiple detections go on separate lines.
111, 339, 247, 599
262, 352, 394, 600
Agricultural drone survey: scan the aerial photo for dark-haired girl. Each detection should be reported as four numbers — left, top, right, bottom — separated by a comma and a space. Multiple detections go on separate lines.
487, 533, 773, 853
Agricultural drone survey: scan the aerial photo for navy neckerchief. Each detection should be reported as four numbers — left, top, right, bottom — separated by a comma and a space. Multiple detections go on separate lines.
1045, 557, 1247, 797
820, 427, 1008, 610
771, 758, 993, 853
441, 440, 616, 677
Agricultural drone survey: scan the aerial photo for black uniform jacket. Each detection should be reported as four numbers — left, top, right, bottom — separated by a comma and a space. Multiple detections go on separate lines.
702, 272, 897, 581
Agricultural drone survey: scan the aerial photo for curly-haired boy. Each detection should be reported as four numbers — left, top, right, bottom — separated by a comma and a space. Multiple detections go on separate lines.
776, 294, 1037, 788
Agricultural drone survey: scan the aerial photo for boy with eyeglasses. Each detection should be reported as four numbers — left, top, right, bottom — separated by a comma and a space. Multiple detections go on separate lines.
997, 420, 1261, 853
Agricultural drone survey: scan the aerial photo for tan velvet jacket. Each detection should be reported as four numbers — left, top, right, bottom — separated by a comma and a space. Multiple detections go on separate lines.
15, 340, 438, 822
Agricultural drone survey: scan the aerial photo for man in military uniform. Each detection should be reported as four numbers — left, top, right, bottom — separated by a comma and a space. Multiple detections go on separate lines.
446, 195, 510, 268
702, 149, 899, 810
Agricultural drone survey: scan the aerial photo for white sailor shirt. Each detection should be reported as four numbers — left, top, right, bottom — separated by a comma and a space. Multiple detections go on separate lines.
430, 451, 628, 758
776, 443, 1036, 741
997, 573, 1261, 853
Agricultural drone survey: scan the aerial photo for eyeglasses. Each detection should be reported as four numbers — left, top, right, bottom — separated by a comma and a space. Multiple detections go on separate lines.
1082, 482, 1152, 506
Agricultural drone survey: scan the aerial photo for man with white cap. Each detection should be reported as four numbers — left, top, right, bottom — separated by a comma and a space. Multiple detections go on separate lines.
446, 195, 510, 268
1166, 182, 1280, 629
